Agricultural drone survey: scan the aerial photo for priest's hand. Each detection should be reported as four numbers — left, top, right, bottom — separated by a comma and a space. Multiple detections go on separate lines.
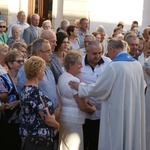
69, 81, 80, 90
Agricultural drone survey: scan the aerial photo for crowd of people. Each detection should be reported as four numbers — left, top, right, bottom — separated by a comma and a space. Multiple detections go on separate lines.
0, 10, 150, 150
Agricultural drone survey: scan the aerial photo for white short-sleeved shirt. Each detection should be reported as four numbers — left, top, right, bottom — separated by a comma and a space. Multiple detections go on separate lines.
77, 55, 111, 120
58, 71, 86, 124
69, 38, 80, 50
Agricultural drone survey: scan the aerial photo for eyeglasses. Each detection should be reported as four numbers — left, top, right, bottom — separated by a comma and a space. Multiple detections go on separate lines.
39, 49, 52, 53
13, 60, 24, 63
0, 26, 6, 28
62, 41, 70, 44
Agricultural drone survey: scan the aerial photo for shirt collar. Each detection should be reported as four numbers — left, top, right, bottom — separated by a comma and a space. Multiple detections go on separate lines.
84, 55, 104, 70
78, 28, 89, 36
31, 24, 37, 29
17, 20, 27, 25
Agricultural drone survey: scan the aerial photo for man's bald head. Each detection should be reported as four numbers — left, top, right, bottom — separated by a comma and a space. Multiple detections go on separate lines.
40, 30, 57, 51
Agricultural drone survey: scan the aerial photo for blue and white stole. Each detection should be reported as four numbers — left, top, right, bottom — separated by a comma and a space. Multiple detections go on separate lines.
112, 52, 136, 62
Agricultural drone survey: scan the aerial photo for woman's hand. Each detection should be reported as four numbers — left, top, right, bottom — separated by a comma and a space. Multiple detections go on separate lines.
5, 100, 20, 110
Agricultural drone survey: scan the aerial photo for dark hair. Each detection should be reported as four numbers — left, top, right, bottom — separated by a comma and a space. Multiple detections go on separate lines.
66, 25, 77, 36
130, 26, 137, 31
131, 21, 138, 27
113, 27, 121, 33
117, 24, 124, 28
32, 38, 49, 55
79, 18, 88, 24
55, 32, 69, 51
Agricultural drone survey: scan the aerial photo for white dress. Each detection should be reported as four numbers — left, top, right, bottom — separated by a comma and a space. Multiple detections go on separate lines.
78, 60, 146, 150
58, 71, 86, 150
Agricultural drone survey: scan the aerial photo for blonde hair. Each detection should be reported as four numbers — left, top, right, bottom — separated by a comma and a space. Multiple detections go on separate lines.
42, 20, 52, 28
0, 42, 8, 52
11, 42, 27, 50
24, 56, 46, 79
64, 50, 82, 71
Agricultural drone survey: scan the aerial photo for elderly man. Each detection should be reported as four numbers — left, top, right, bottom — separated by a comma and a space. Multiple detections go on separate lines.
79, 33, 95, 56
7, 11, 29, 38
125, 33, 140, 60
40, 30, 57, 51
77, 40, 111, 150
57, 19, 70, 33
70, 38, 146, 150
78, 18, 90, 48
96, 25, 108, 55
23, 14, 42, 44
17, 38, 60, 114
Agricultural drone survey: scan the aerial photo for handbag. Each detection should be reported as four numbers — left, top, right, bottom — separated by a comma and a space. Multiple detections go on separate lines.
4, 104, 21, 123
23, 135, 53, 150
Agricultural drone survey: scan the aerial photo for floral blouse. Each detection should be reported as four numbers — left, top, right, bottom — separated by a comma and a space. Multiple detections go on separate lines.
7, 37, 25, 48
19, 85, 54, 140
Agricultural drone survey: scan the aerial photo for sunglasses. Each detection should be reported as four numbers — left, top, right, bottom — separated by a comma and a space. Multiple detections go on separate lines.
0, 26, 6, 28
13, 60, 24, 63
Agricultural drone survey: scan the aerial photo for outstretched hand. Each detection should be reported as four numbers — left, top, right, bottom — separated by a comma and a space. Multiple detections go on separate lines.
69, 81, 80, 90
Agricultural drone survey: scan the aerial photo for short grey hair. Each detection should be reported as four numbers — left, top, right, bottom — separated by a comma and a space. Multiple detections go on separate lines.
12, 24, 22, 31
64, 50, 82, 71
60, 19, 70, 28
125, 34, 138, 44
0, 20, 6, 23
31, 38, 49, 55
84, 33, 95, 40
107, 38, 124, 50
86, 40, 101, 52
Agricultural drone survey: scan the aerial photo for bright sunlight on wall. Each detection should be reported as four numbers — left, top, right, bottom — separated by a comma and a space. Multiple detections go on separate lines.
88, 0, 144, 36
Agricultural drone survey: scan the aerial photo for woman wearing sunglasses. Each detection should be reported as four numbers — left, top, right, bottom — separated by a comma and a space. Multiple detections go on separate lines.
0, 49, 24, 150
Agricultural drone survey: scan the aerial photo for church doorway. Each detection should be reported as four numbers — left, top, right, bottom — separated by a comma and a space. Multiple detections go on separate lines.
27, 0, 53, 26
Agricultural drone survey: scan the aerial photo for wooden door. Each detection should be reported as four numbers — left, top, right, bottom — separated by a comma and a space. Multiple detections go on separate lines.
27, 0, 53, 26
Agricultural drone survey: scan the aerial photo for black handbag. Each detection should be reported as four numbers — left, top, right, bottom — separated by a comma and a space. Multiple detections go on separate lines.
4, 104, 21, 123
23, 135, 53, 150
